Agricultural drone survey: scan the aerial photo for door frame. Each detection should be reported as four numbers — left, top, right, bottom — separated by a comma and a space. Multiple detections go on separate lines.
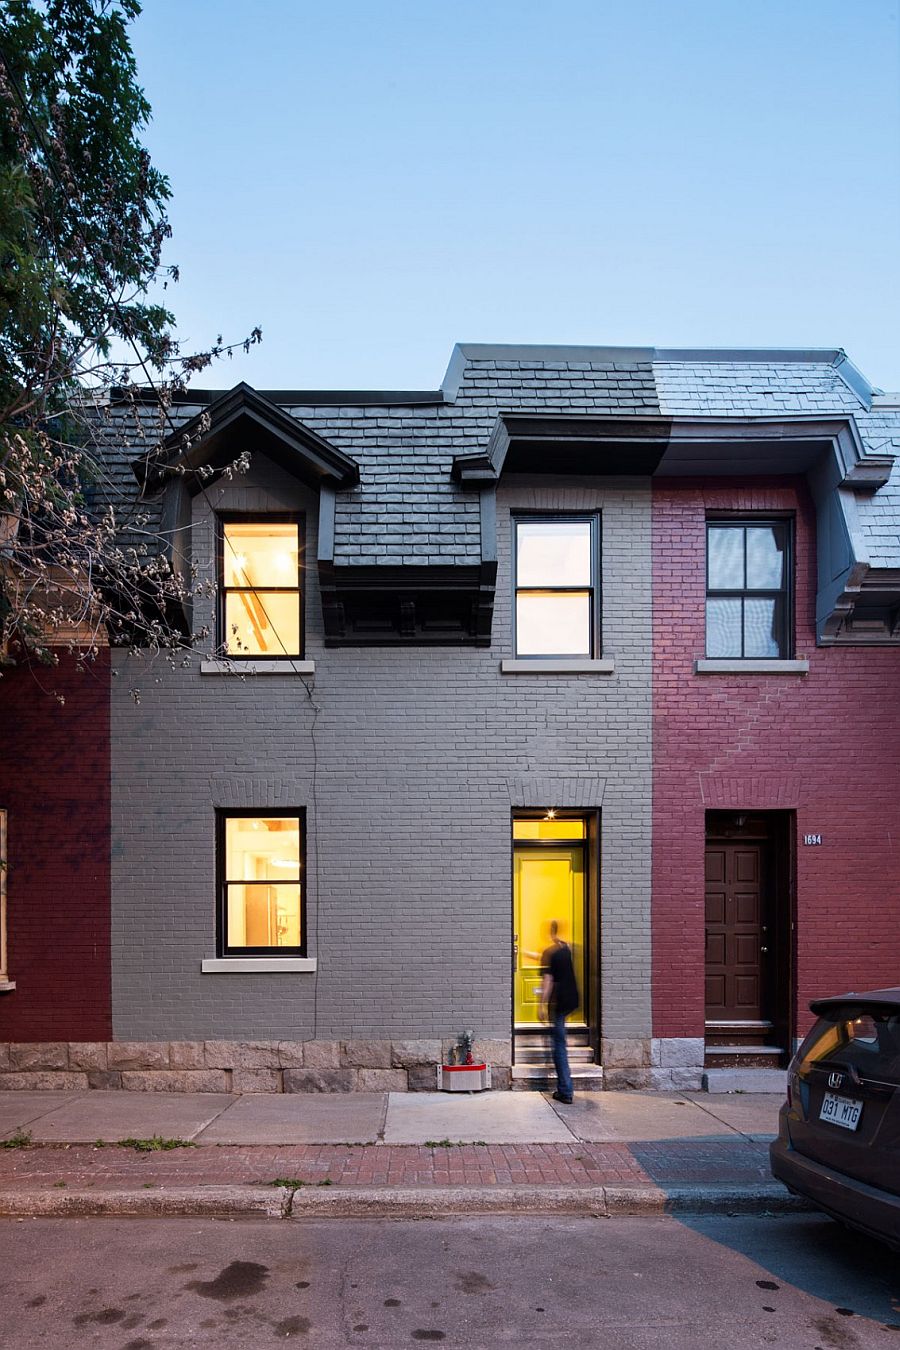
510, 810, 600, 1057
704, 810, 795, 1052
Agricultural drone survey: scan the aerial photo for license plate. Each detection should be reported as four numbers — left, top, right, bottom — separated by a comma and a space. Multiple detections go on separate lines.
820, 1091, 863, 1131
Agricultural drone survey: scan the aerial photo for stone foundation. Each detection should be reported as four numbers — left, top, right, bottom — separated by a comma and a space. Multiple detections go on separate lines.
0, 1038, 513, 1093
600, 1037, 705, 1091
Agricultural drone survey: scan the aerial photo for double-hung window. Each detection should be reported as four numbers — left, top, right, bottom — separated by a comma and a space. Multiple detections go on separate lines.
513, 516, 599, 658
219, 517, 302, 658
706, 520, 791, 659
217, 810, 305, 956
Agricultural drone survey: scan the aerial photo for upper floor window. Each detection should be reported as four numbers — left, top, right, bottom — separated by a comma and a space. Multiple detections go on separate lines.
514, 516, 598, 658
217, 810, 305, 956
219, 518, 302, 658
706, 520, 791, 659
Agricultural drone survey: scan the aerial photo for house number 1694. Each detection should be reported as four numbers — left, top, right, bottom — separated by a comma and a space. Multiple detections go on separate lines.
803, 834, 822, 846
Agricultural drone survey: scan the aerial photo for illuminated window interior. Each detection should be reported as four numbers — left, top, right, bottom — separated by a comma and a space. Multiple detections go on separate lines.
221, 520, 301, 657
515, 518, 595, 657
222, 814, 303, 952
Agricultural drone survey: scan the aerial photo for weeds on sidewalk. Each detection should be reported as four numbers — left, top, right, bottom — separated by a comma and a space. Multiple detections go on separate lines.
0, 1129, 32, 1149
424, 1139, 488, 1148
118, 1136, 198, 1153
269, 1178, 333, 1190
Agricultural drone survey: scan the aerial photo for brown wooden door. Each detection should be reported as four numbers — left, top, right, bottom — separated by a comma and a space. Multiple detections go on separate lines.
705, 842, 766, 1020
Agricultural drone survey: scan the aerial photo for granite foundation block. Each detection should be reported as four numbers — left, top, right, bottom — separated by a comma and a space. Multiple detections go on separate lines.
87, 1070, 123, 1090
0, 1071, 88, 1090
67, 1043, 108, 1071
391, 1039, 442, 1068
231, 1068, 284, 1093
168, 1041, 206, 1070
600, 1038, 651, 1069
341, 1040, 393, 1069
10, 1043, 69, 1072
302, 1041, 341, 1069
203, 1040, 281, 1069
120, 1070, 229, 1092
107, 1042, 170, 1071
355, 1068, 408, 1092
284, 1069, 357, 1093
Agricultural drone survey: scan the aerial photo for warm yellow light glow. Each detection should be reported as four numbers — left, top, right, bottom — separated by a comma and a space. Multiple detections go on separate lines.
513, 818, 586, 840
224, 815, 302, 949
545, 808, 557, 820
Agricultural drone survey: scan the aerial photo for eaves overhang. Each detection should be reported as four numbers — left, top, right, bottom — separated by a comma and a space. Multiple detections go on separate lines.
131, 382, 360, 495
452, 412, 899, 646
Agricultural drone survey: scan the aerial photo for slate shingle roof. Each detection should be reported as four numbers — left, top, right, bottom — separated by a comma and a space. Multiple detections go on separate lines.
101, 344, 900, 571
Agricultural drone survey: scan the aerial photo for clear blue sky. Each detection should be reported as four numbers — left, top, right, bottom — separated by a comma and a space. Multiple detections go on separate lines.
132, 0, 900, 391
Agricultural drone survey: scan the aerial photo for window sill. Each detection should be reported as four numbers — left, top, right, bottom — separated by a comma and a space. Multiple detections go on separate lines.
0, 979, 16, 993
695, 658, 809, 675
199, 659, 315, 676
201, 957, 317, 974
500, 658, 615, 675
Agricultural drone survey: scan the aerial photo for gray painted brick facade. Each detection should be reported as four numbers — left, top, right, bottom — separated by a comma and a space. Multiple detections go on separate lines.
111, 462, 653, 1045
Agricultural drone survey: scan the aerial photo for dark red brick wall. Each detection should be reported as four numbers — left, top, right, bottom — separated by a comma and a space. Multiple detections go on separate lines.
652, 480, 900, 1042
0, 651, 111, 1040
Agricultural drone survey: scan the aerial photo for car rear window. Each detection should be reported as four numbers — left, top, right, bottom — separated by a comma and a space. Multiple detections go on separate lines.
799, 1008, 900, 1084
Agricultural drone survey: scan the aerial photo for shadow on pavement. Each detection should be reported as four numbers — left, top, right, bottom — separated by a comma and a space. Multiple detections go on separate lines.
677, 1211, 900, 1331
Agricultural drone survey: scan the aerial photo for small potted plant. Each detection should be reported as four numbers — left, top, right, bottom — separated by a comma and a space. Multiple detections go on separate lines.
438, 1030, 492, 1091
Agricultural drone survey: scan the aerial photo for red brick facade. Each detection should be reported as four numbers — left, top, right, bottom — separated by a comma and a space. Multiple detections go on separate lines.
652, 480, 900, 1044
0, 652, 111, 1041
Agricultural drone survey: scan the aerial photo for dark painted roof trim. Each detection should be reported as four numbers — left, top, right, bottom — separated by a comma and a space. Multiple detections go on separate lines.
113, 385, 445, 408
131, 382, 360, 492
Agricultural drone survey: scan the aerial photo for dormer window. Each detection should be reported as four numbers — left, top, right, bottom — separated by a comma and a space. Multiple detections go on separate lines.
219, 517, 303, 658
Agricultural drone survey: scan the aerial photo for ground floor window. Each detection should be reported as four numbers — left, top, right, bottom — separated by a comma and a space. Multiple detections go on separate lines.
217, 810, 305, 956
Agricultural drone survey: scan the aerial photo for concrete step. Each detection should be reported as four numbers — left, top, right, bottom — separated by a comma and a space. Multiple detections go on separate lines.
511, 1064, 605, 1092
704, 1045, 785, 1069
703, 1067, 788, 1094
515, 1047, 595, 1065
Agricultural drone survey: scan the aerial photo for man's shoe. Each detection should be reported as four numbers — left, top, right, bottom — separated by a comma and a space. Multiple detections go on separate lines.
552, 1090, 574, 1104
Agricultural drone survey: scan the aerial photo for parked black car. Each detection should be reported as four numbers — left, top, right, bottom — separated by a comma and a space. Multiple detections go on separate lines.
770, 988, 900, 1249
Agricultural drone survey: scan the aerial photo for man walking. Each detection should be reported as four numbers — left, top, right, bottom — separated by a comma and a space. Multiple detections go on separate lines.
540, 919, 580, 1104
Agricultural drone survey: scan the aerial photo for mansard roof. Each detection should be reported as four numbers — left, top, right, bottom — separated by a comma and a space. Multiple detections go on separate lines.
114, 345, 900, 645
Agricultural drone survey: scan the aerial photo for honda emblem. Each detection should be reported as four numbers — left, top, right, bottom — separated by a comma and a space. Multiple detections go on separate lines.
828, 1072, 843, 1089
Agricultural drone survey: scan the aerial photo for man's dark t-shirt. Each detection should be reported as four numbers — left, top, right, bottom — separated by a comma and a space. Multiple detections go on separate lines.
542, 941, 579, 1017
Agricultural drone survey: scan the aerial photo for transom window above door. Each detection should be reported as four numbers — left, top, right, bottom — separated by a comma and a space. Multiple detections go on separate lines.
219, 518, 302, 658
513, 516, 599, 658
706, 520, 791, 659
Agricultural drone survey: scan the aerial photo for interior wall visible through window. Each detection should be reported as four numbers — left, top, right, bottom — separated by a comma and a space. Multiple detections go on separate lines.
218, 811, 305, 956
514, 516, 598, 658
220, 519, 302, 658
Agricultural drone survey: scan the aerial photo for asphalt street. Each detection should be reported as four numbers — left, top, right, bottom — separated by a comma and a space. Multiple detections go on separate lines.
0, 1214, 898, 1348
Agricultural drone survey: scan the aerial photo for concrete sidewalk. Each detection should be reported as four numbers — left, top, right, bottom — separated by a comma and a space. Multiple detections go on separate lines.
0, 1089, 799, 1219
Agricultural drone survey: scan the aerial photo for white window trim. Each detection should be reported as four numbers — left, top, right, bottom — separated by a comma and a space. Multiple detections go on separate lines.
500, 658, 615, 674
202, 956, 317, 974
200, 659, 315, 676
695, 658, 809, 675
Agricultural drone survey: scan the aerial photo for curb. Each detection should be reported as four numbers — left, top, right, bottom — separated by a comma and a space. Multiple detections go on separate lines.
0, 1183, 810, 1220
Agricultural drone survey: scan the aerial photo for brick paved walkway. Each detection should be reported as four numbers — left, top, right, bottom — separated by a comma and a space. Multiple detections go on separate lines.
0, 1139, 772, 1192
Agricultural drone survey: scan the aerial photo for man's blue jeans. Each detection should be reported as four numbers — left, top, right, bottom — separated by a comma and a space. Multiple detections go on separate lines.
550, 1011, 574, 1099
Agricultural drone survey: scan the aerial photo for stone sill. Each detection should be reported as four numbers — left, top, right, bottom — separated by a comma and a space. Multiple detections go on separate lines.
201, 957, 317, 974
199, 659, 315, 676
695, 659, 809, 675
0, 980, 15, 993
500, 658, 615, 675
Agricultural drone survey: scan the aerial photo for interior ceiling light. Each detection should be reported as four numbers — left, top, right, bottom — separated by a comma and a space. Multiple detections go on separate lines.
271, 857, 298, 868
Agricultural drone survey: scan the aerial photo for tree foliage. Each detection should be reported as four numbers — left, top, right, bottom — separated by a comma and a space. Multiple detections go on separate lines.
0, 0, 259, 672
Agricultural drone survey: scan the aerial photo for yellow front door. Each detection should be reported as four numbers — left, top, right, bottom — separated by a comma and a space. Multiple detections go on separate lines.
513, 844, 585, 1026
